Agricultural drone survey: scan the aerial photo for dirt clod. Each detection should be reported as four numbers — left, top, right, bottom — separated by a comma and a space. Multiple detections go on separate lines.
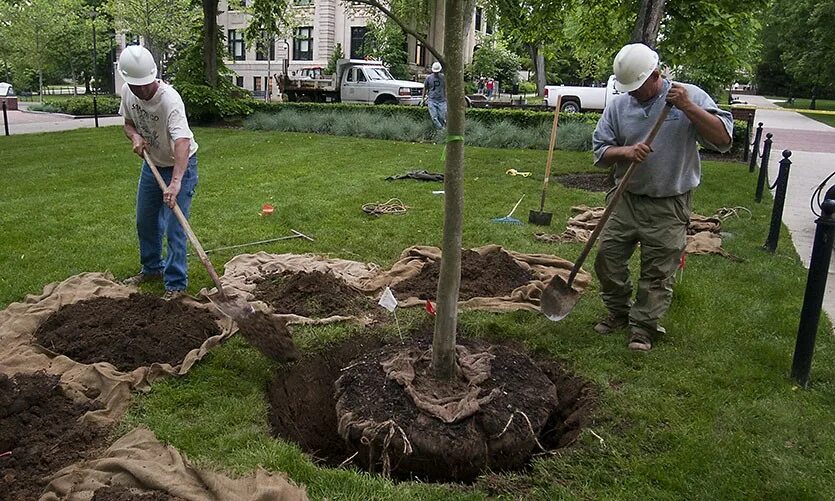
236, 311, 300, 362
34, 294, 221, 372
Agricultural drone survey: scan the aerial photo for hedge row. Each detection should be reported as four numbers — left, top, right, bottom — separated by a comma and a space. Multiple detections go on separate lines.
42, 96, 121, 115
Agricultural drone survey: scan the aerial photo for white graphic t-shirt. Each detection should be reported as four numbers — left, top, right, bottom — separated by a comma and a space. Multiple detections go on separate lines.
119, 81, 198, 167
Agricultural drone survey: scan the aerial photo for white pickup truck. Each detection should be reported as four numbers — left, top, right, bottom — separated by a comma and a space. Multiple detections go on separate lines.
281, 59, 424, 105
543, 75, 621, 112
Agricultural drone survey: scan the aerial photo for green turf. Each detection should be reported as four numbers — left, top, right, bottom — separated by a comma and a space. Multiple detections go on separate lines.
2, 127, 834, 500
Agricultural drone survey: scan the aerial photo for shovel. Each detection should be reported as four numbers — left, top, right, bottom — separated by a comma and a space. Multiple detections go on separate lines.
142, 152, 299, 362
529, 95, 562, 226
541, 102, 673, 321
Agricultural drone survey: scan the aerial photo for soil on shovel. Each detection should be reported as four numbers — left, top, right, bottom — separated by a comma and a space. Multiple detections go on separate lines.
34, 294, 221, 372
235, 311, 301, 362
554, 173, 614, 192
0, 372, 109, 500
92, 486, 186, 501
253, 270, 373, 318
392, 249, 535, 301
267, 328, 596, 483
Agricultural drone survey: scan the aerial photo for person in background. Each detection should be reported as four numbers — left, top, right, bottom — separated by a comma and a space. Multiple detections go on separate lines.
424, 61, 447, 129
117, 45, 199, 300
591, 43, 733, 351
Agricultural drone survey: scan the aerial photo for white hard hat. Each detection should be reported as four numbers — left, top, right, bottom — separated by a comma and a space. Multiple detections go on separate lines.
612, 43, 659, 93
117, 45, 157, 86
431, 61, 442, 73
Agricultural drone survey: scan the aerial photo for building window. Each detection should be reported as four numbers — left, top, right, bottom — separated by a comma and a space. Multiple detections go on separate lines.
486, 20, 493, 34
256, 34, 275, 61
414, 40, 426, 66
293, 26, 313, 60
475, 8, 482, 32
235, 76, 244, 87
350, 26, 368, 59
253, 76, 262, 93
228, 29, 245, 60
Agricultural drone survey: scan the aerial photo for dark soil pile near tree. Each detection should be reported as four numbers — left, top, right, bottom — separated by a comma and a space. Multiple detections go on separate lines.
267, 330, 595, 483
0, 372, 108, 500
92, 486, 186, 501
253, 270, 373, 317
554, 173, 614, 192
236, 311, 300, 363
34, 294, 221, 372
392, 250, 535, 301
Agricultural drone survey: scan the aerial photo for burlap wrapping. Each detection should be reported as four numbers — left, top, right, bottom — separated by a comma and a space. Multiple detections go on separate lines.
380, 346, 502, 424
206, 251, 382, 325
0, 272, 234, 425
212, 246, 589, 318
368, 245, 592, 312
41, 427, 307, 501
535, 206, 732, 258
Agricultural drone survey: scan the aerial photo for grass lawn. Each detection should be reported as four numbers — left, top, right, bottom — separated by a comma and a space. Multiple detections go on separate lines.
767, 96, 835, 128
2, 127, 834, 499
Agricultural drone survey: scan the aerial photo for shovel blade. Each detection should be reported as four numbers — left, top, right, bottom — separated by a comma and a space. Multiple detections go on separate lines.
541, 276, 580, 321
206, 291, 256, 321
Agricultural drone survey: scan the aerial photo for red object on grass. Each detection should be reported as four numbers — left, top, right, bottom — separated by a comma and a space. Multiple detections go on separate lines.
261, 203, 274, 216
425, 300, 436, 315
679, 253, 687, 270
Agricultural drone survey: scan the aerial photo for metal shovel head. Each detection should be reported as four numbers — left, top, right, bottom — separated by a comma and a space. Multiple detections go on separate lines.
528, 210, 553, 226
540, 275, 580, 321
206, 290, 256, 321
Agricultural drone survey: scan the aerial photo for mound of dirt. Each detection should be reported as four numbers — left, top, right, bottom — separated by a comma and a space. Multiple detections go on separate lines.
92, 486, 186, 501
554, 173, 614, 192
253, 270, 373, 318
392, 249, 535, 301
236, 311, 300, 363
0, 372, 108, 500
267, 328, 596, 483
34, 294, 222, 372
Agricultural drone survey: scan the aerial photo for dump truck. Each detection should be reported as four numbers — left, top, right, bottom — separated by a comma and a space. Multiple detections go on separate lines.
281, 59, 424, 105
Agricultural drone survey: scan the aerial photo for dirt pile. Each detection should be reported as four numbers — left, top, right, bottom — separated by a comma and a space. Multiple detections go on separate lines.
554, 173, 614, 192
254, 270, 373, 317
392, 249, 535, 301
0, 372, 108, 500
34, 294, 221, 371
236, 311, 300, 363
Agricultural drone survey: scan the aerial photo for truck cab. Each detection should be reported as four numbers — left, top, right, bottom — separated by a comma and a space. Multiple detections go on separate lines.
543, 75, 621, 112
337, 60, 423, 105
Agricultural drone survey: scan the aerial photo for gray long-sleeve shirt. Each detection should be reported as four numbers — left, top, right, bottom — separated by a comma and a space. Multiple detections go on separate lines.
592, 79, 733, 198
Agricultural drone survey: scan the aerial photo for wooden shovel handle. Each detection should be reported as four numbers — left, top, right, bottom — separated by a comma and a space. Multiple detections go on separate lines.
142, 151, 226, 298
566, 102, 673, 287
539, 95, 562, 212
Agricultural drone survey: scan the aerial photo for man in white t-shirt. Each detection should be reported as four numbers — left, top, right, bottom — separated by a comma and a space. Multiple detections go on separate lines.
117, 45, 199, 299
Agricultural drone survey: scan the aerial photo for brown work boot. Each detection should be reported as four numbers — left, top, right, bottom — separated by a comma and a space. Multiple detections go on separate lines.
163, 290, 187, 300
593, 313, 629, 335
123, 273, 162, 286
628, 331, 652, 352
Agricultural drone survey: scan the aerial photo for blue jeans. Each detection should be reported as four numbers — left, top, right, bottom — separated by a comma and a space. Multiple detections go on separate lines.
136, 155, 198, 291
428, 100, 447, 129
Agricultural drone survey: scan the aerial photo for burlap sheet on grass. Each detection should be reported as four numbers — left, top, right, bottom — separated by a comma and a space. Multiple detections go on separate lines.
535, 206, 733, 258
368, 245, 591, 312
0, 272, 234, 425
207, 251, 382, 326
380, 345, 502, 424
41, 427, 307, 501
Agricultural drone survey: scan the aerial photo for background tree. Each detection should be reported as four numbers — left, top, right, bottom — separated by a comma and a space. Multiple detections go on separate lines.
467, 34, 521, 88
363, 20, 411, 80
325, 43, 344, 75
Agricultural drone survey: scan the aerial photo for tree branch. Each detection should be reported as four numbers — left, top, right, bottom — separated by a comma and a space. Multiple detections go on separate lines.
349, 0, 445, 67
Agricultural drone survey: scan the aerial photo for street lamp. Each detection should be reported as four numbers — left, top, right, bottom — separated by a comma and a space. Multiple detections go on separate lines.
90, 8, 99, 128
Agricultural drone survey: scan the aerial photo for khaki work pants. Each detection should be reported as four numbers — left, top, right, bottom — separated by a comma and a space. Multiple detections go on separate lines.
593, 190, 692, 336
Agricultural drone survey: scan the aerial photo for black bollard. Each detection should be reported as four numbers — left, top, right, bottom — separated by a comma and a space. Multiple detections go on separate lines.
764, 150, 792, 253
2, 100, 8, 136
791, 192, 835, 387
755, 133, 774, 202
749, 122, 764, 173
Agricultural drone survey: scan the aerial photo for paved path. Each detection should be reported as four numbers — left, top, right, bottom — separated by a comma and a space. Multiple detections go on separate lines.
738, 94, 835, 325
2, 105, 122, 135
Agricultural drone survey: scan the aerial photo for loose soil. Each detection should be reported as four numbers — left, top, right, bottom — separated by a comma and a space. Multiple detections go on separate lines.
92, 486, 186, 501
34, 294, 222, 372
253, 270, 373, 318
236, 311, 300, 363
0, 372, 109, 500
392, 249, 535, 301
267, 328, 596, 483
554, 173, 614, 192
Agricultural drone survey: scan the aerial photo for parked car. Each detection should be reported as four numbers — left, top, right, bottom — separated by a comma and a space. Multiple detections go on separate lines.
0, 82, 18, 110
542, 75, 621, 112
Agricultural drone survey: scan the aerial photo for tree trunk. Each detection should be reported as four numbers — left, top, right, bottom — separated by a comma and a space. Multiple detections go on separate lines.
39, 69, 43, 103
528, 44, 546, 96
203, 0, 218, 86
432, 0, 467, 381
631, 0, 666, 47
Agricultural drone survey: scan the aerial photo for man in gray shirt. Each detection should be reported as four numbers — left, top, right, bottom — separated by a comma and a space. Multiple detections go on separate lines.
591, 43, 733, 351
424, 61, 447, 128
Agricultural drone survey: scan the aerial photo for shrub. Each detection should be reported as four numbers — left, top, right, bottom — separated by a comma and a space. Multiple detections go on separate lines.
557, 122, 595, 151
28, 103, 61, 113
518, 81, 537, 94
41, 96, 121, 115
